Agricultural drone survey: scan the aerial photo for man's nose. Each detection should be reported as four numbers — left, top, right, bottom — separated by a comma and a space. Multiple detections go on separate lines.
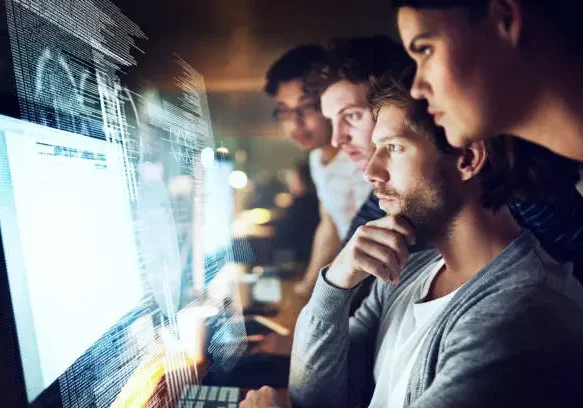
364, 149, 389, 183
331, 121, 351, 148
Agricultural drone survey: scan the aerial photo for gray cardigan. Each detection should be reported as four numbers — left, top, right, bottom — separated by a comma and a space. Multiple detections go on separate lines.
289, 231, 583, 408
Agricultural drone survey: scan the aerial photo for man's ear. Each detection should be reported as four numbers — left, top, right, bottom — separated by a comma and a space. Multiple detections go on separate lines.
489, 0, 523, 47
457, 141, 488, 182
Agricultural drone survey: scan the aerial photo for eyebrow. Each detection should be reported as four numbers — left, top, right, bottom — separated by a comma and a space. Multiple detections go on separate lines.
373, 135, 395, 145
408, 32, 433, 53
373, 134, 411, 145
299, 95, 317, 103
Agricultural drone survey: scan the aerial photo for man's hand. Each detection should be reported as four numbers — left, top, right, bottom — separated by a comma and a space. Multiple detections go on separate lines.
239, 386, 280, 408
325, 215, 416, 289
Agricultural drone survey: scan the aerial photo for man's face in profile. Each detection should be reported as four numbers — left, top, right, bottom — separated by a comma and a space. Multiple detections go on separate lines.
365, 104, 462, 240
273, 79, 332, 151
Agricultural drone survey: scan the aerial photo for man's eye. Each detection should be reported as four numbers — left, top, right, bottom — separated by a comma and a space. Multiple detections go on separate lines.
387, 144, 404, 153
346, 112, 360, 121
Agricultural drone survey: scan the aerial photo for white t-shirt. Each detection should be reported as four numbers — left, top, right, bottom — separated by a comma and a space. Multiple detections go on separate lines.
309, 149, 371, 239
369, 259, 462, 408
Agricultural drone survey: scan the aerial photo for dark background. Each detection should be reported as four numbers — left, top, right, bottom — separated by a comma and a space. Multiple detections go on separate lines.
114, 0, 398, 141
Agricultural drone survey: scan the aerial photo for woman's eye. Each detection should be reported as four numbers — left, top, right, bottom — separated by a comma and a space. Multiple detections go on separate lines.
419, 45, 433, 57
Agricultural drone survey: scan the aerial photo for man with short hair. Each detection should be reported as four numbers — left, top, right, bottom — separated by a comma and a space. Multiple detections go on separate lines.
301, 35, 412, 308
304, 36, 410, 173
303, 34, 583, 296
288, 70, 583, 408
393, 1, 583, 281
265, 45, 371, 295
240, 40, 583, 408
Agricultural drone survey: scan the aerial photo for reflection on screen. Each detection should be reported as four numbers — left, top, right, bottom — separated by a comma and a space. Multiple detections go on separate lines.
1, 0, 250, 404
0, 116, 143, 402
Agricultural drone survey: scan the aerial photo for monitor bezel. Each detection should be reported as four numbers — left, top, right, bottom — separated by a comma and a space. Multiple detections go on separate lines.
0, 225, 30, 407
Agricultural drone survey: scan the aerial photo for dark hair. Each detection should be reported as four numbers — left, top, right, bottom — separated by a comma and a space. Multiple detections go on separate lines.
303, 35, 412, 98
368, 67, 456, 156
368, 69, 580, 211
392, 0, 487, 17
264, 45, 327, 97
393, 0, 582, 50
480, 137, 581, 208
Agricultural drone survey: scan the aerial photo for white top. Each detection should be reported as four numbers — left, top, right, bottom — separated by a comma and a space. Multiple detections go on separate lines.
309, 149, 371, 239
369, 259, 462, 408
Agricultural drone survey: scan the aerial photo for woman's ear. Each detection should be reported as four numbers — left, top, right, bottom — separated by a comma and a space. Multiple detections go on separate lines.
457, 141, 488, 182
489, 0, 523, 47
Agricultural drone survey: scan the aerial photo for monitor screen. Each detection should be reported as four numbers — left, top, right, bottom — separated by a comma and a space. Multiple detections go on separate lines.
0, 114, 143, 403
0, 114, 248, 408
0, 0, 248, 404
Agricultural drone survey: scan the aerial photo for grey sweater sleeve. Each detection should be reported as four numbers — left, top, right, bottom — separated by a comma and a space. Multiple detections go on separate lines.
410, 285, 583, 408
288, 269, 385, 408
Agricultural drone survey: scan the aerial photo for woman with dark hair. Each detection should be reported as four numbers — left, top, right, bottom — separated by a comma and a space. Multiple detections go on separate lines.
395, 0, 583, 162
390, 1, 583, 284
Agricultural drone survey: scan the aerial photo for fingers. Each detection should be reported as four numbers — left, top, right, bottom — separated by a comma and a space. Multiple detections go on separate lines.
326, 215, 414, 289
239, 390, 256, 408
354, 227, 409, 268
366, 215, 416, 247
239, 387, 278, 408
353, 247, 399, 283
354, 236, 403, 273
258, 386, 277, 399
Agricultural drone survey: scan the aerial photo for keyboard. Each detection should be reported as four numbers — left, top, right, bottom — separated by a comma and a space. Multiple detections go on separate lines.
177, 385, 241, 408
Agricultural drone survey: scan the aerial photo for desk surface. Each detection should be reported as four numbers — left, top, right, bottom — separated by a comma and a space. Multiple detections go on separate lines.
247, 280, 307, 359
114, 273, 308, 408
244, 279, 308, 407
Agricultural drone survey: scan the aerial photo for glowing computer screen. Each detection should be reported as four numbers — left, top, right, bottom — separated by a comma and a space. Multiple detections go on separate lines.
0, 114, 248, 408
0, 114, 144, 402
0, 1, 249, 405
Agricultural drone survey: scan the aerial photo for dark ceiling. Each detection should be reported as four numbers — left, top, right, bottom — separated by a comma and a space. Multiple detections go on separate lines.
115, 0, 398, 139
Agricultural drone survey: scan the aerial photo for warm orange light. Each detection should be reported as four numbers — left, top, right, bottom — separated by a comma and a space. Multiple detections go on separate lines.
275, 192, 292, 208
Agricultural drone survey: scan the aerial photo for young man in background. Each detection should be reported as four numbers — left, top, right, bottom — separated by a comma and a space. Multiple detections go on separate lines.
288, 68, 583, 408
265, 45, 371, 296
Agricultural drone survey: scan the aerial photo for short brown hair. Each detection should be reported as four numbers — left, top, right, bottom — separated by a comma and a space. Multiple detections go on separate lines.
303, 35, 412, 99
368, 68, 456, 155
368, 70, 580, 211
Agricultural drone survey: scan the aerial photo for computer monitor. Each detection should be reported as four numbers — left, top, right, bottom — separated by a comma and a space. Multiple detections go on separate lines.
0, 114, 147, 406
0, 114, 249, 408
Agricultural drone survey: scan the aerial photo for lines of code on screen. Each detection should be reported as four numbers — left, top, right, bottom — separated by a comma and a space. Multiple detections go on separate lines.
3, 0, 249, 407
